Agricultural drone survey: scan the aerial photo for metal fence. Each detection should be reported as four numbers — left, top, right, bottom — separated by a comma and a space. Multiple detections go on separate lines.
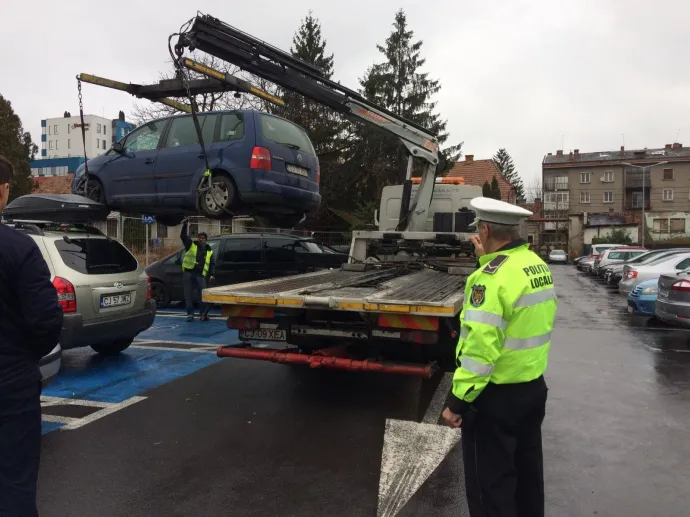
94, 215, 352, 267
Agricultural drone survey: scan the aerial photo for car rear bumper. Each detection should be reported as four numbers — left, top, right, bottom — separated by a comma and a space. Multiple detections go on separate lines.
239, 169, 321, 214
627, 295, 656, 317
59, 299, 156, 349
656, 299, 690, 327
39, 345, 62, 385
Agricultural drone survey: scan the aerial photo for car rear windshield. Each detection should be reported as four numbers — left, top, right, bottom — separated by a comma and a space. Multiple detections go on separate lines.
54, 238, 138, 275
551, 250, 566, 256
259, 114, 315, 155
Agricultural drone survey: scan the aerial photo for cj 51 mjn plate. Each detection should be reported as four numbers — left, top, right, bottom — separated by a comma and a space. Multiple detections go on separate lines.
239, 329, 287, 341
101, 293, 131, 308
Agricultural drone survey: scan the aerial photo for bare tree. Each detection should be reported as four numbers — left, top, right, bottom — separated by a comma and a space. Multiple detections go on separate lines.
524, 175, 542, 202
130, 52, 279, 125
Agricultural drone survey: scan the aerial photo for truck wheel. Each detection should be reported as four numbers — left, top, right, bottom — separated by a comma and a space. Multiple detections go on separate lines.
91, 338, 134, 356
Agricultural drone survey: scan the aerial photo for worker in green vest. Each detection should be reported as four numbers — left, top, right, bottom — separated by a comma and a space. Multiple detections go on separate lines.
442, 197, 557, 517
180, 220, 216, 322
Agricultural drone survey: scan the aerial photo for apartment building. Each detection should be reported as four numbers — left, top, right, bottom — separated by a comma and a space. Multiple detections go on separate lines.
542, 143, 690, 252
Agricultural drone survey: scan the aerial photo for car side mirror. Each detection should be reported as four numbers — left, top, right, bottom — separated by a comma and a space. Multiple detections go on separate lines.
112, 141, 124, 153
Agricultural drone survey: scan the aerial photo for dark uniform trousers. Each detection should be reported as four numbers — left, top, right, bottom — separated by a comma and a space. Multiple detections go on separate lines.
461, 376, 548, 517
0, 382, 42, 517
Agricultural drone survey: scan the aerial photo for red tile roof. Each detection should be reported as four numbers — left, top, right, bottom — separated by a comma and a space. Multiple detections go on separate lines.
32, 175, 73, 195
445, 156, 516, 203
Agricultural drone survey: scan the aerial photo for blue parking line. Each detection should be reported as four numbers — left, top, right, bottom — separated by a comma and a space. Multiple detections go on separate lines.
137, 314, 239, 345
43, 347, 220, 403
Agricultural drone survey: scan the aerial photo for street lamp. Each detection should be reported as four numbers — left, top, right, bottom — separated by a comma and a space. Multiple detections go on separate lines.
621, 161, 668, 247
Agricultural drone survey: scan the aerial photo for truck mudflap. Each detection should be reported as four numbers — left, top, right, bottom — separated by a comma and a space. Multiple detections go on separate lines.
216, 344, 439, 378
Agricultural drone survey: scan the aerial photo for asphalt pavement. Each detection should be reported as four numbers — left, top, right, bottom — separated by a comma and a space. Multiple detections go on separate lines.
37, 266, 690, 516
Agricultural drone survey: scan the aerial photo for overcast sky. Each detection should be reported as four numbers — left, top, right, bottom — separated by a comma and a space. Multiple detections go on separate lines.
4, 0, 690, 189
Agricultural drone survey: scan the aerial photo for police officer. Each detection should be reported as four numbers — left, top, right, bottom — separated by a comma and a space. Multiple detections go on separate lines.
180, 220, 216, 322
442, 197, 557, 517
0, 155, 63, 516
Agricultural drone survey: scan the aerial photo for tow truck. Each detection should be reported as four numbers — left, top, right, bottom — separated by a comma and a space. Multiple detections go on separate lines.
167, 14, 485, 378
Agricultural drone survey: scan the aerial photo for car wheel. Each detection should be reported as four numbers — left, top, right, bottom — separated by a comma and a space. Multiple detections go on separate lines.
157, 215, 184, 227
84, 177, 105, 204
150, 280, 171, 308
200, 174, 235, 218
91, 338, 134, 356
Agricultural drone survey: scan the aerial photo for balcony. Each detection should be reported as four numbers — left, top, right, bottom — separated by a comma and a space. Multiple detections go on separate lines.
544, 178, 569, 191
624, 168, 652, 189
625, 200, 651, 211
625, 190, 650, 210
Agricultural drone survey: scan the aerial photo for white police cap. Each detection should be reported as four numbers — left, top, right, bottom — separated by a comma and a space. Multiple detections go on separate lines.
469, 197, 533, 227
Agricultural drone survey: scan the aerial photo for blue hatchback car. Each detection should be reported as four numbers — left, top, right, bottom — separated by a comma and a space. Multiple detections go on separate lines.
72, 110, 321, 227
626, 279, 659, 317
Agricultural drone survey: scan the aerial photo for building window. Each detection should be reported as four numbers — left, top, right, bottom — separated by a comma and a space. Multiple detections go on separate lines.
97, 123, 102, 134
103, 125, 106, 135
157, 223, 169, 239
603, 170, 614, 183
663, 188, 674, 201
48, 125, 51, 135
653, 218, 669, 233
102, 140, 106, 150
96, 138, 99, 148
603, 191, 613, 203
671, 218, 686, 233
67, 124, 71, 134
49, 141, 53, 150
68, 139, 71, 149
663, 168, 674, 180
55, 140, 58, 150
54, 125, 58, 135
580, 191, 590, 203
580, 172, 591, 184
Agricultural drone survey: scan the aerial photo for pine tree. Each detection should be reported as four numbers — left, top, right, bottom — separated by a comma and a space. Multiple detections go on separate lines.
270, 12, 346, 226
490, 176, 502, 200
339, 9, 462, 206
0, 95, 37, 201
482, 180, 492, 198
493, 148, 524, 199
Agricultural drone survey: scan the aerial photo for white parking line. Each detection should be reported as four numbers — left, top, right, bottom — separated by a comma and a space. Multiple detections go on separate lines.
134, 338, 222, 348
41, 396, 147, 431
132, 344, 217, 354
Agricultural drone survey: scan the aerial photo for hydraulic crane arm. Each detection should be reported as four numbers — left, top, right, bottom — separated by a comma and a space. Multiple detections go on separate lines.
176, 14, 443, 232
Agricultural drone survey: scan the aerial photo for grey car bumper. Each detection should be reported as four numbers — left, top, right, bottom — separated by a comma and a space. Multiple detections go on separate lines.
656, 299, 690, 328
60, 299, 157, 349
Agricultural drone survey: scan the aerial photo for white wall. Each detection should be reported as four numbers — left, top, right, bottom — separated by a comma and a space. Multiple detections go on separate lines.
644, 211, 690, 241
43, 115, 113, 159
583, 225, 638, 245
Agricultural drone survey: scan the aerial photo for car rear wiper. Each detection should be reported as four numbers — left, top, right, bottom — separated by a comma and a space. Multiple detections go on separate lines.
278, 142, 301, 150
86, 264, 122, 270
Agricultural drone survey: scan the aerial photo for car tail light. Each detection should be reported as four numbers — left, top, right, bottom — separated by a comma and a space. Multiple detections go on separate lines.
672, 280, 690, 291
316, 162, 320, 184
53, 276, 76, 313
146, 274, 152, 300
249, 146, 271, 170
627, 270, 638, 280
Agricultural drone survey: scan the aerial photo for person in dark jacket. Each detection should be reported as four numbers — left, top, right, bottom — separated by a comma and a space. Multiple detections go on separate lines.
180, 220, 216, 322
0, 155, 64, 517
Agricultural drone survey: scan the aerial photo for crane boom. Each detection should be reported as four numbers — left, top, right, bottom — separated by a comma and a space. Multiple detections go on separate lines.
176, 14, 443, 232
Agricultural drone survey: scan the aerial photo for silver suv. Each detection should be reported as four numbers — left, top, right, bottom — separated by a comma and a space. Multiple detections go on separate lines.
10, 221, 156, 356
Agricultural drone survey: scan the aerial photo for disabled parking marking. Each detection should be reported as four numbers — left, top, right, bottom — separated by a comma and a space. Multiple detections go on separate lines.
41, 395, 146, 431
136, 314, 239, 345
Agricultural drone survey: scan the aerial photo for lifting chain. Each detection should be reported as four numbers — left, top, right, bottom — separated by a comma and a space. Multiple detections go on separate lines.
76, 77, 90, 194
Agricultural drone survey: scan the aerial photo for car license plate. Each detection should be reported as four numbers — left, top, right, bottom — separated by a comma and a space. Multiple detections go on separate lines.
286, 164, 309, 177
239, 329, 286, 341
627, 305, 634, 314
100, 293, 131, 308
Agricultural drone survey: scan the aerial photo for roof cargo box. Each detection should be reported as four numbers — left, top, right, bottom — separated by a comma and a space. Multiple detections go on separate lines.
2, 194, 110, 223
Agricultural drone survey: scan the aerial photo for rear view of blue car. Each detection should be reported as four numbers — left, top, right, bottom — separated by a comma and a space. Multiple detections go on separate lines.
72, 110, 321, 228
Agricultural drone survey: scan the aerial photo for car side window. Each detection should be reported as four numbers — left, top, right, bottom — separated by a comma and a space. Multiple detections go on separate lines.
264, 238, 297, 262
608, 252, 622, 260
164, 251, 182, 265
220, 238, 262, 263
123, 120, 166, 152
164, 114, 217, 148
217, 113, 245, 142
676, 258, 690, 270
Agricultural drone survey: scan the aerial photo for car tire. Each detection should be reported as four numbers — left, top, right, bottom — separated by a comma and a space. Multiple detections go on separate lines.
91, 338, 134, 356
157, 216, 184, 227
84, 177, 106, 204
150, 280, 171, 308
200, 173, 235, 218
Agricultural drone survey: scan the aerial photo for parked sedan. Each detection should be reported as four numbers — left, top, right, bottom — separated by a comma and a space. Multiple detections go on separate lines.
619, 252, 690, 295
626, 279, 659, 317
72, 110, 321, 229
592, 246, 647, 278
603, 249, 679, 285
548, 249, 568, 264
147, 233, 348, 307
656, 271, 690, 327
577, 257, 595, 272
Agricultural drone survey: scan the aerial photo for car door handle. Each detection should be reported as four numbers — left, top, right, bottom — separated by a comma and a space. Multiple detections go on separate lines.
145, 158, 155, 165
198, 153, 206, 158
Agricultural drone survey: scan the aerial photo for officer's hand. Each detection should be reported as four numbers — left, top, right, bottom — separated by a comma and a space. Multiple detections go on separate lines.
469, 235, 485, 257
209, 275, 216, 282
442, 407, 462, 428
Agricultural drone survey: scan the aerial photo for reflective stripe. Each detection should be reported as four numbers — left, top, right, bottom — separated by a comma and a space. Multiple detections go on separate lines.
460, 356, 494, 376
514, 288, 557, 308
460, 327, 469, 339
463, 310, 508, 330
504, 331, 552, 350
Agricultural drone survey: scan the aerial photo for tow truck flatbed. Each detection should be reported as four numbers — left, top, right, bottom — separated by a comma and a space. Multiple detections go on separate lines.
204, 265, 471, 317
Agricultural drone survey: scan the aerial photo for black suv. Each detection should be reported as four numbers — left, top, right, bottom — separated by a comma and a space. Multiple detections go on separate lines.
145, 233, 348, 307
